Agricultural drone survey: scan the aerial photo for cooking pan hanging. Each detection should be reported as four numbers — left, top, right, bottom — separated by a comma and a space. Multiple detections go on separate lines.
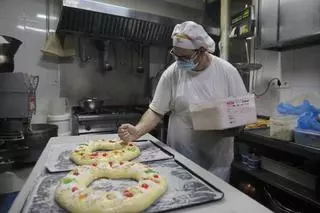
79, 97, 104, 113
136, 44, 144, 73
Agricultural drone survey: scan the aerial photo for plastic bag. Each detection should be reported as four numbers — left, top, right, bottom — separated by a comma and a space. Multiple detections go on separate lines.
277, 100, 319, 115
297, 112, 320, 131
277, 100, 320, 131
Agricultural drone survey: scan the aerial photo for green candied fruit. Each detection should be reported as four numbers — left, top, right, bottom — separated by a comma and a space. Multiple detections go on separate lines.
130, 187, 142, 194
62, 178, 74, 184
127, 147, 136, 152
144, 169, 156, 174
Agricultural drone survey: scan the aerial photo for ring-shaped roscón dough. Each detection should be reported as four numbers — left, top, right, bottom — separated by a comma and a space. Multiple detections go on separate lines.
55, 161, 168, 213
70, 139, 140, 165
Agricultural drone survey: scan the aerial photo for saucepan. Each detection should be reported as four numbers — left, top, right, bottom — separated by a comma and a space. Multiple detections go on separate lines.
79, 97, 104, 112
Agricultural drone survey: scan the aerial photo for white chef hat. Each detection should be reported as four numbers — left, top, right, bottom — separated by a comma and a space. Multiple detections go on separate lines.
171, 21, 215, 53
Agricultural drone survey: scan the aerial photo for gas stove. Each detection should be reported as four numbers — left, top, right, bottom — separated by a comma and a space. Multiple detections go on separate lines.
72, 106, 145, 135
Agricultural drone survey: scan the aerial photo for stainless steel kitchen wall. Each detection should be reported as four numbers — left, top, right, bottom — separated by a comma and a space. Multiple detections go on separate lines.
58, 0, 205, 106
60, 39, 150, 106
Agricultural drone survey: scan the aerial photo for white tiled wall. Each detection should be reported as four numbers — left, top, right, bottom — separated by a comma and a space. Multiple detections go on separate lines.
0, 0, 61, 123
253, 45, 320, 116
280, 45, 320, 102
253, 50, 281, 116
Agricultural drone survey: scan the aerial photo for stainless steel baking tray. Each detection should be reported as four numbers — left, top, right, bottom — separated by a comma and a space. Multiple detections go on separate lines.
46, 140, 173, 172
23, 159, 223, 213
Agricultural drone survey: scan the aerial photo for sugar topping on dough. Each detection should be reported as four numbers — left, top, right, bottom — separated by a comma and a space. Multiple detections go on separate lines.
70, 139, 141, 165
55, 161, 167, 213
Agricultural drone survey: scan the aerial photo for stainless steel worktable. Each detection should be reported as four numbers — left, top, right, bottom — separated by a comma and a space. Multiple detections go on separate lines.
9, 134, 272, 213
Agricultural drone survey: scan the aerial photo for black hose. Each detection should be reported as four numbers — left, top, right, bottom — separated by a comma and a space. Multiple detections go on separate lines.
254, 78, 281, 97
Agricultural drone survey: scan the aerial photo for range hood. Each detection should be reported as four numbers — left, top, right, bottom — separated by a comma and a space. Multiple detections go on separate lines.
57, 0, 219, 44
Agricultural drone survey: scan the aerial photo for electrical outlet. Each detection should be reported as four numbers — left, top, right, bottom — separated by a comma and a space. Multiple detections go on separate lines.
279, 81, 290, 89
272, 80, 290, 89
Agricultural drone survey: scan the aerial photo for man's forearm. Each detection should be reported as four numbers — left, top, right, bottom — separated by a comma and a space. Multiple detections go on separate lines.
135, 109, 162, 137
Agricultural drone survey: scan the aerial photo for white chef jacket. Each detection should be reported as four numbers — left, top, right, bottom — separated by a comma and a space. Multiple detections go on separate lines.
149, 54, 247, 181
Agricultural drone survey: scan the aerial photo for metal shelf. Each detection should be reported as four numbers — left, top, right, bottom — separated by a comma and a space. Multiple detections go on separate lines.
236, 129, 320, 160
232, 161, 320, 208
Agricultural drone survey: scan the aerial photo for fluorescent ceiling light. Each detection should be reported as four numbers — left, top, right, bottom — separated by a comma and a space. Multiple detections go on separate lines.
17, 25, 55, 33
36, 14, 58, 20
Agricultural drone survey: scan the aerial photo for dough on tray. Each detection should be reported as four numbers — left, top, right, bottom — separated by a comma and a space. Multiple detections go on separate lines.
70, 139, 141, 165
55, 161, 168, 213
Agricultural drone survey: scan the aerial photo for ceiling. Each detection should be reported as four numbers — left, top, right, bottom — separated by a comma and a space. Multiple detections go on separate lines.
165, 0, 204, 10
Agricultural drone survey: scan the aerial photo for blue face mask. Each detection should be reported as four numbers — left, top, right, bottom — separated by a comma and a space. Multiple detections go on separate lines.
176, 59, 198, 71
175, 51, 199, 71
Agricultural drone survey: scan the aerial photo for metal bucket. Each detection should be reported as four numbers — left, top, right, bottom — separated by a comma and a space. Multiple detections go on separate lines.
23, 124, 58, 163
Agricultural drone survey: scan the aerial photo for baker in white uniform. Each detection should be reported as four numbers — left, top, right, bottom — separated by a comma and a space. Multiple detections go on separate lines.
118, 21, 247, 181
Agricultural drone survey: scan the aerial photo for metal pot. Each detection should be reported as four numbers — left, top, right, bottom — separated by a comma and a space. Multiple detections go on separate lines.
79, 97, 104, 112
23, 124, 58, 163
0, 35, 22, 73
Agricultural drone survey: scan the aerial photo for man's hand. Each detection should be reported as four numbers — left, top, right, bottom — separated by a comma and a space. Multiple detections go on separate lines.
118, 124, 140, 142
118, 109, 163, 143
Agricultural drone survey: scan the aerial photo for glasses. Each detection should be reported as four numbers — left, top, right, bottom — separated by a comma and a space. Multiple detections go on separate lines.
169, 49, 198, 60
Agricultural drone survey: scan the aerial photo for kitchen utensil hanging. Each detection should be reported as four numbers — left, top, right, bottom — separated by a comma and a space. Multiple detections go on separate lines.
77, 37, 92, 63
136, 44, 144, 73
233, 36, 262, 94
103, 40, 113, 72
96, 40, 113, 74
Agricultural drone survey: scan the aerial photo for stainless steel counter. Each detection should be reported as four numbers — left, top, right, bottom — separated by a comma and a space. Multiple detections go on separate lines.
9, 134, 272, 213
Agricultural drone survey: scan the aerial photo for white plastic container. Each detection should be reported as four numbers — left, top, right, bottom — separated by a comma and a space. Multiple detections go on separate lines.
294, 128, 320, 148
47, 113, 71, 136
270, 115, 297, 141
58, 131, 72, 136
48, 97, 69, 115
190, 94, 257, 130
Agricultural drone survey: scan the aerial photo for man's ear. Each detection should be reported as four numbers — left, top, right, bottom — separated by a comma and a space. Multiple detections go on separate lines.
199, 47, 207, 54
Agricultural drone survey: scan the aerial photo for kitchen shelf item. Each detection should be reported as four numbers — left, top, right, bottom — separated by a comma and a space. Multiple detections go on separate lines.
245, 118, 270, 130
261, 156, 317, 190
264, 187, 303, 213
24, 124, 58, 163
294, 128, 320, 148
232, 161, 320, 208
237, 129, 320, 160
241, 153, 249, 165
270, 115, 297, 141
240, 153, 261, 170
247, 154, 261, 170
0, 157, 14, 173
47, 113, 71, 136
